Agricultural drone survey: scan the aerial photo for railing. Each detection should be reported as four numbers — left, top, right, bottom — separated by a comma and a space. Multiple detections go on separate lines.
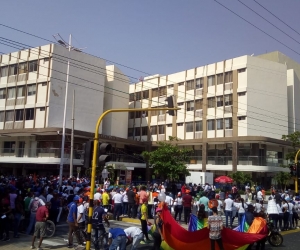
207, 156, 233, 165
238, 156, 288, 167
108, 153, 145, 163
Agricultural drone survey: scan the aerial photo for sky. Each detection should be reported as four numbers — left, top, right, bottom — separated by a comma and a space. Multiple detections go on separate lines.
1, 0, 300, 82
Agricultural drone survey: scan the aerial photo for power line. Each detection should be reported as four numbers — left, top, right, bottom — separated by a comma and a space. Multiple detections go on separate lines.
253, 0, 300, 37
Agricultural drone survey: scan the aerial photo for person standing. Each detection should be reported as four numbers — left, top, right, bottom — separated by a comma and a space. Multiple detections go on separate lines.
30, 202, 50, 250
67, 195, 80, 248
198, 193, 209, 217
77, 198, 86, 232
112, 189, 123, 221
102, 189, 110, 210
174, 193, 183, 221
127, 187, 136, 218
140, 198, 151, 242
14, 195, 25, 238
122, 188, 129, 216
208, 206, 224, 250
224, 195, 234, 228
0, 197, 12, 241
182, 190, 193, 225
26, 193, 44, 235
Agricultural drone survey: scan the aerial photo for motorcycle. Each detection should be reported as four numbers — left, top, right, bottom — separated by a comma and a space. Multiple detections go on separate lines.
267, 220, 283, 247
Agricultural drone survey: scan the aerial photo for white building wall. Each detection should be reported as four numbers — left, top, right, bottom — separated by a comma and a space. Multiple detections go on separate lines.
48, 44, 106, 134
102, 65, 129, 139
246, 56, 288, 139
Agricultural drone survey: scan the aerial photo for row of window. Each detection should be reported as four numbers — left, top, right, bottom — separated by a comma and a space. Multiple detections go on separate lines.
129, 70, 246, 101
0, 84, 39, 99
0, 60, 39, 77
0, 108, 35, 122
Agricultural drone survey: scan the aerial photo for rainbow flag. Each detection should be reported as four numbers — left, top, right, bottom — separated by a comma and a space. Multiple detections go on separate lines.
188, 214, 207, 231
233, 214, 249, 233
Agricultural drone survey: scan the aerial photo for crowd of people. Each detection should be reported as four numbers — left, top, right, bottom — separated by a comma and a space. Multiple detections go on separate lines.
1, 174, 300, 250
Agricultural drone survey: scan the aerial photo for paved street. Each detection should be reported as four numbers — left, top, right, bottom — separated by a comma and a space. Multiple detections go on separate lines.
0, 219, 300, 250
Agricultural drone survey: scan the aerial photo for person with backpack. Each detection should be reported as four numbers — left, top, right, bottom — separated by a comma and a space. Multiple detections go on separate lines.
26, 193, 44, 235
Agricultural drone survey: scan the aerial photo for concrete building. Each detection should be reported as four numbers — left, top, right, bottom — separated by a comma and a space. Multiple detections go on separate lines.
0, 44, 145, 177
128, 52, 300, 185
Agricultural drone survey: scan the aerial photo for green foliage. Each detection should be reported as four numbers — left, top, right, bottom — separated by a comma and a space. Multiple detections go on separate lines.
142, 136, 191, 181
282, 131, 300, 162
274, 171, 291, 190
229, 171, 252, 186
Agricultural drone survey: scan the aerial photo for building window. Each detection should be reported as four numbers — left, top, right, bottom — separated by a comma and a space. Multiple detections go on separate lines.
168, 84, 174, 89
0, 66, 8, 77
207, 97, 215, 108
152, 88, 158, 98
177, 102, 184, 106
129, 93, 135, 102
135, 127, 141, 136
238, 68, 246, 73
195, 121, 202, 131
238, 92, 246, 96
128, 128, 133, 137
225, 71, 233, 83
25, 108, 34, 120
178, 82, 184, 86
18, 62, 28, 74
225, 118, 232, 129
159, 86, 167, 96
158, 125, 165, 134
195, 99, 203, 110
7, 87, 16, 99
196, 78, 204, 89
142, 90, 149, 99
151, 126, 157, 135
27, 84, 36, 96
5, 110, 14, 121
186, 122, 193, 132
217, 119, 223, 130
207, 120, 215, 131
186, 80, 195, 91
217, 74, 223, 85
141, 127, 148, 136
9, 64, 18, 76
224, 94, 233, 106
177, 123, 183, 126
167, 124, 172, 127
3, 141, 15, 153
135, 92, 141, 101
28, 60, 38, 72
0, 89, 6, 99
216, 96, 223, 107
17, 86, 25, 98
0, 111, 4, 122
15, 109, 24, 121
186, 101, 194, 111
238, 116, 246, 120
208, 76, 215, 87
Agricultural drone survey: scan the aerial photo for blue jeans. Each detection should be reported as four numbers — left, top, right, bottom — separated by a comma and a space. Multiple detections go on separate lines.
26, 212, 36, 235
238, 213, 244, 225
14, 213, 22, 237
225, 210, 232, 228
122, 202, 128, 215
93, 226, 106, 250
109, 235, 127, 250
113, 203, 122, 220
288, 213, 293, 228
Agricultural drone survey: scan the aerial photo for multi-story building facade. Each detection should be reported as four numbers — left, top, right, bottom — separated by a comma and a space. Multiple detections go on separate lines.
129, 52, 300, 185
0, 44, 146, 177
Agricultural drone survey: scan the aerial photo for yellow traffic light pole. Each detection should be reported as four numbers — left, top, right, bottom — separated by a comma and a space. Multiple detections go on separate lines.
294, 149, 300, 193
85, 107, 180, 250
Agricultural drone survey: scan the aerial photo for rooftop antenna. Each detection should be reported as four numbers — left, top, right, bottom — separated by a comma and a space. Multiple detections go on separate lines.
53, 33, 86, 52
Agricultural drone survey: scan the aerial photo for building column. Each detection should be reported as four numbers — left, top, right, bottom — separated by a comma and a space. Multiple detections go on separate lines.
202, 143, 208, 172
232, 141, 239, 172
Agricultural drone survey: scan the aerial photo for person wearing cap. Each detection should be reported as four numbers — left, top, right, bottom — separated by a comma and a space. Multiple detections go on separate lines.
207, 206, 224, 250
152, 207, 164, 250
182, 189, 193, 225
224, 195, 234, 228
67, 195, 81, 248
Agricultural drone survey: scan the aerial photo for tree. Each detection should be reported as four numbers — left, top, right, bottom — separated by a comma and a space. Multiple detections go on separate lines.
142, 136, 191, 181
229, 171, 252, 187
274, 171, 292, 190
282, 131, 300, 162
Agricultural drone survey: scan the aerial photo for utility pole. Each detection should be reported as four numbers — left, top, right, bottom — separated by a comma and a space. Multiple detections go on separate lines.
70, 90, 75, 178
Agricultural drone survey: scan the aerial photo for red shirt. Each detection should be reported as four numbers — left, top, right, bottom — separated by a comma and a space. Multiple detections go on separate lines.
182, 194, 193, 208
36, 206, 49, 222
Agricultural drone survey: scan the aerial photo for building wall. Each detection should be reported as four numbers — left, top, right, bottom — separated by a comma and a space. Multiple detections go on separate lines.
102, 65, 129, 139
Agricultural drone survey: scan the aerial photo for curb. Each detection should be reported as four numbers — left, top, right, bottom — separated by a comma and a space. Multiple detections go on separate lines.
120, 217, 141, 224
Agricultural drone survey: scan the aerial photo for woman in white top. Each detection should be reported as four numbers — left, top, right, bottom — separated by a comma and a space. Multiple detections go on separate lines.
254, 199, 263, 214
235, 198, 248, 225
173, 193, 183, 222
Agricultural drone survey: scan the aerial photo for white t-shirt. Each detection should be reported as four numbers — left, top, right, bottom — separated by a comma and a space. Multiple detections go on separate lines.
77, 204, 86, 223
174, 197, 183, 206
288, 202, 294, 215
124, 227, 142, 238
217, 200, 223, 211
254, 203, 262, 213
161, 185, 166, 193
165, 196, 173, 206
236, 202, 248, 213
112, 193, 123, 204
257, 191, 263, 200
94, 192, 102, 201
224, 198, 234, 211
122, 192, 128, 202
46, 194, 53, 202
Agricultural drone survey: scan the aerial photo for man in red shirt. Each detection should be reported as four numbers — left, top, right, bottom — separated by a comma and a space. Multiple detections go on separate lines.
182, 189, 193, 224
31, 202, 50, 250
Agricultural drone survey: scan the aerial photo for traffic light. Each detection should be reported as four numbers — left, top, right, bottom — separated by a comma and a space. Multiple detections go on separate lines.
289, 164, 297, 177
98, 143, 112, 166
165, 95, 176, 116
82, 140, 94, 168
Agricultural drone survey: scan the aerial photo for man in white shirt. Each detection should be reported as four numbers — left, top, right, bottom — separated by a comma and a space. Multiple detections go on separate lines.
215, 194, 223, 216
77, 198, 86, 230
165, 193, 174, 213
224, 195, 234, 228
257, 189, 263, 201
112, 189, 123, 221
124, 226, 143, 250
94, 189, 102, 202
